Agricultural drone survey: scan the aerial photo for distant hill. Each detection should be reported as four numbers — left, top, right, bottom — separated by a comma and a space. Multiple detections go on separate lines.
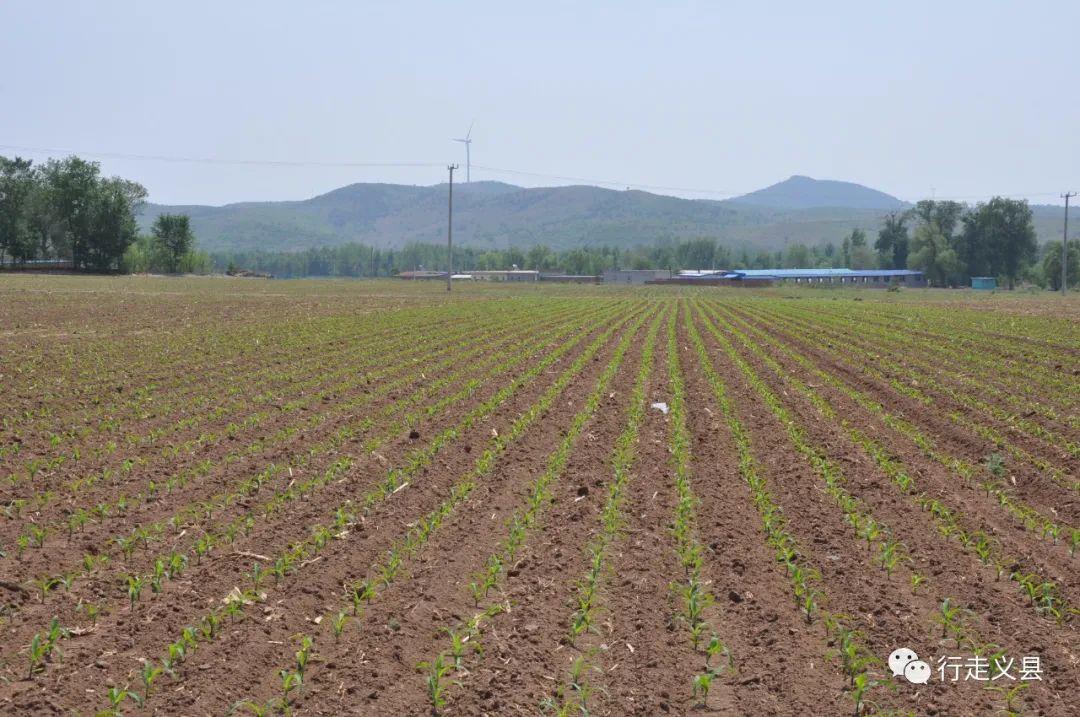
139, 176, 1071, 253
729, 175, 908, 210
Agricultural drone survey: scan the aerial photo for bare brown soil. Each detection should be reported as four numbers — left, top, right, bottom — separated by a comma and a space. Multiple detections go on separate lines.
1, 277, 1076, 717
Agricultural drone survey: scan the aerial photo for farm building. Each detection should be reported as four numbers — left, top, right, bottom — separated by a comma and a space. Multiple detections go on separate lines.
971, 276, 996, 290
396, 270, 447, 280
539, 274, 601, 283
603, 269, 673, 284
649, 273, 773, 287
469, 270, 540, 282
650, 268, 925, 287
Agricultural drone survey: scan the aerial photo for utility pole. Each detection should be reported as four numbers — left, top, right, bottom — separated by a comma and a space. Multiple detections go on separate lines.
1063, 192, 1076, 295
447, 164, 458, 292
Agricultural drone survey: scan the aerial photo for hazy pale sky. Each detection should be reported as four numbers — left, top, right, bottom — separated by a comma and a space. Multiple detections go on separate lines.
2, 1, 1077, 206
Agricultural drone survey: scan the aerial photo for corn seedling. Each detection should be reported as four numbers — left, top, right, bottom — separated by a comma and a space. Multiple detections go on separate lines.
442, 627, 473, 671
468, 579, 485, 607
250, 562, 266, 591
140, 660, 163, 699
201, 613, 222, 640
167, 551, 187, 578
115, 535, 137, 561
332, 611, 349, 642
831, 627, 879, 685
27, 632, 47, 679
31, 575, 57, 604
126, 574, 144, 611
224, 597, 245, 622
705, 633, 733, 673
80, 601, 101, 625
692, 670, 716, 708
294, 634, 313, 676
934, 598, 967, 647
849, 671, 877, 717
279, 669, 302, 707
227, 700, 272, 716
878, 537, 902, 578
417, 652, 454, 713
29, 524, 47, 548
859, 519, 881, 551
985, 681, 1028, 717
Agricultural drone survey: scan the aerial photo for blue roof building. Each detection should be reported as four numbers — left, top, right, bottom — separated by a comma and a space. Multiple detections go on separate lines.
670, 267, 926, 286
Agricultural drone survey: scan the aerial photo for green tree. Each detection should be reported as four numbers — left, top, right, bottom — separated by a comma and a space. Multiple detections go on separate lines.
908, 200, 965, 286
0, 156, 37, 264
676, 238, 720, 269
81, 178, 146, 272
985, 197, 1037, 289
875, 212, 909, 269
849, 230, 875, 269
19, 157, 146, 271
956, 208, 992, 279
956, 198, 1037, 289
1042, 240, 1080, 291
152, 214, 195, 273
909, 221, 960, 286
783, 243, 812, 268
37, 157, 101, 268
913, 200, 964, 239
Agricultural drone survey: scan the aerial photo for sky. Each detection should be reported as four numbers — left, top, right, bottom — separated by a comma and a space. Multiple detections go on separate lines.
1, 1, 1077, 206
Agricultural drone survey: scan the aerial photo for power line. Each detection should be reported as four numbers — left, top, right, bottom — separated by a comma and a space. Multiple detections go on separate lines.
898, 190, 1064, 202
0, 144, 443, 169
0, 142, 1069, 205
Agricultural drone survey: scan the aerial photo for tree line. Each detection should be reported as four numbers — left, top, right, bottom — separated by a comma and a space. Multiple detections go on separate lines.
773, 198, 1074, 289
0, 155, 209, 274
4, 156, 1073, 287
211, 239, 793, 279
213, 197, 1076, 289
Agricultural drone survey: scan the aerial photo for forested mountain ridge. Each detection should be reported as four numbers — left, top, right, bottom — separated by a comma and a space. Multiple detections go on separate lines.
138, 176, 1071, 253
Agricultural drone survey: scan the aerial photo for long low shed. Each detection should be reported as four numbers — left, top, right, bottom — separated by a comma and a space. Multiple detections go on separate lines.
663, 268, 926, 287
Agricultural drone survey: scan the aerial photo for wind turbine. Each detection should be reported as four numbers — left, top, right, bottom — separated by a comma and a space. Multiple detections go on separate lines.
453, 122, 473, 182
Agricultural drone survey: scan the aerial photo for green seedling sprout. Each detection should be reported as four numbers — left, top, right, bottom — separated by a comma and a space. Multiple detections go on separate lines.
31, 575, 57, 604
692, 671, 714, 708
705, 633, 732, 673
227, 700, 271, 716
278, 669, 302, 707
332, 611, 349, 642
849, 671, 877, 717
141, 660, 163, 699
294, 634, 313, 676
417, 652, 454, 713
250, 562, 266, 591
27, 632, 47, 679
29, 524, 47, 548
985, 681, 1028, 717
126, 574, 144, 612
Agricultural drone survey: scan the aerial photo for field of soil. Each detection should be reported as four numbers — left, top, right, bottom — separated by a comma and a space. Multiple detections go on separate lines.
0, 275, 1077, 717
